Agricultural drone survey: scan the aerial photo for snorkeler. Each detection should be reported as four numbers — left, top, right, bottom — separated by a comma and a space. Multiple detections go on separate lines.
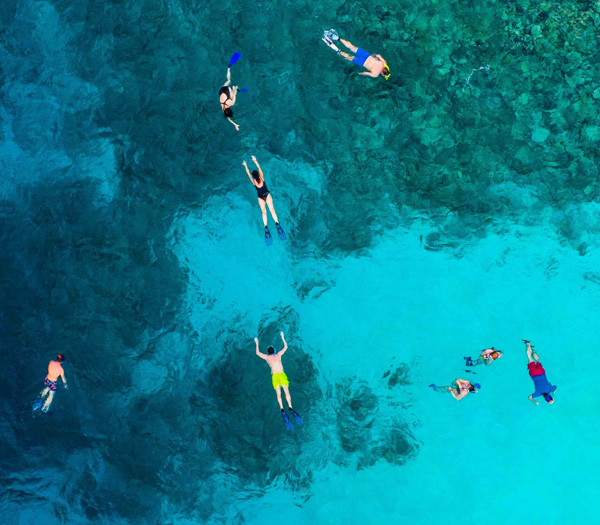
219, 65, 240, 131
322, 29, 390, 79
35, 355, 68, 413
524, 340, 557, 406
255, 332, 302, 430
429, 379, 480, 401
464, 347, 503, 367
242, 156, 287, 246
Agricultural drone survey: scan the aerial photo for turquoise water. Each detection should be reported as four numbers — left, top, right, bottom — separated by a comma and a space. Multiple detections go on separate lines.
2, 0, 600, 523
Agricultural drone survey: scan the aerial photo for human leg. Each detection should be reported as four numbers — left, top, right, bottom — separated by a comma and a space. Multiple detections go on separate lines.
339, 51, 354, 62
339, 38, 358, 52
526, 344, 535, 363
265, 194, 279, 224
275, 386, 284, 409
282, 385, 292, 409
258, 198, 268, 226
41, 390, 55, 412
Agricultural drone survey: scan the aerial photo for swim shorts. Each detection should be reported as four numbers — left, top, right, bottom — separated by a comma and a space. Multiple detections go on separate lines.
528, 362, 545, 377
44, 378, 57, 391
272, 372, 289, 390
352, 48, 370, 67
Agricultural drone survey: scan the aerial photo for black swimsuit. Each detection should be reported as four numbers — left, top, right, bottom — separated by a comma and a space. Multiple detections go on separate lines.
255, 180, 270, 201
219, 86, 232, 109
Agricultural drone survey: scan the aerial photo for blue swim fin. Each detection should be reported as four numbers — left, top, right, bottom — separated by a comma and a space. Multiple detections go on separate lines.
228, 52, 241, 67
239, 88, 249, 92
289, 408, 303, 426
32, 397, 43, 411
276, 223, 287, 241
265, 227, 273, 246
428, 384, 436, 389
281, 409, 293, 430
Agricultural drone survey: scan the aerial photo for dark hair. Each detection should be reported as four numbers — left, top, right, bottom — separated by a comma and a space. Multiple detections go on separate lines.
468, 384, 475, 392
252, 170, 260, 181
383, 66, 390, 76
267, 346, 275, 355
57, 354, 65, 362
542, 393, 553, 403
223, 108, 233, 118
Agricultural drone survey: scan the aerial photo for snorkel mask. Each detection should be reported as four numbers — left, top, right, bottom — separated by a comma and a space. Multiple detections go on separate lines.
57, 354, 65, 362
383, 66, 391, 80
543, 393, 554, 404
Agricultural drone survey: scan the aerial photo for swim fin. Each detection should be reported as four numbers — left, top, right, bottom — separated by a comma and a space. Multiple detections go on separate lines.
32, 397, 43, 411
239, 88, 249, 92
289, 408, 303, 426
322, 36, 341, 54
428, 384, 436, 389
276, 223, 287, 241
324, 28, 339, 41
265, 227, 273, 246
281, 409, 293, 430
464, 356, 474, 366
228, 52, 241, 67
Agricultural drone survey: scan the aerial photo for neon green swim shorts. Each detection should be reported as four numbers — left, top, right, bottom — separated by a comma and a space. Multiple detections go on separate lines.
272, 372, 289, 390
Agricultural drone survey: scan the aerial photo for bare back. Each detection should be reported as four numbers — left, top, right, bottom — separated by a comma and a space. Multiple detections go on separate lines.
364, 54, 387, 75
265, 354, 284, 375
47, 360, 65, 382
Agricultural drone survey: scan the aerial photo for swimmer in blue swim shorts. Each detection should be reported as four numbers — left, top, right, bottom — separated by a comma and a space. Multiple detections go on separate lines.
524, 340, 557, 406
322, 29, 390, 79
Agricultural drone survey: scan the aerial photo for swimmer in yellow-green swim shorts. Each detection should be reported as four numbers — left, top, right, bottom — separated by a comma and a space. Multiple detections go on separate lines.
255, 331, 303, 430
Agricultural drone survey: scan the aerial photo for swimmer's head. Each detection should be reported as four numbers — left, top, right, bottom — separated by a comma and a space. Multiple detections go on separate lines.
57, 354, 65, 363
267, 346, 276, 355
491, 351, 500, 360
542, 393, 554, 404
470, 383, 481, 393
382, 66, 391, 80
252, 170, 260, 181
223, 108, 233, 118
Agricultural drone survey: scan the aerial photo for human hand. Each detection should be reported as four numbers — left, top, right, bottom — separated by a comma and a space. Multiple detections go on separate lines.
235, 125, 240, 132
280, 331, 285, 338
254, 337, 258, 343
242, 160, 247, 166
251, 155, 257, 162
64, 383, 69, 390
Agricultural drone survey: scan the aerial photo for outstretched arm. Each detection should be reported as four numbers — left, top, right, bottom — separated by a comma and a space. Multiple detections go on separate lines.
255, 337, 268, 360
278, 331, 288, 356
242, 160, 254, 182
251, 155, 263, 178
227, 117, 240, 131
528, 395, 540, 406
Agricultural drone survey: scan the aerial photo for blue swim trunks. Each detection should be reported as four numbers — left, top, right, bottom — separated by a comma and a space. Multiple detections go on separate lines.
531, 373, 556, 398
352, 48, 370, 67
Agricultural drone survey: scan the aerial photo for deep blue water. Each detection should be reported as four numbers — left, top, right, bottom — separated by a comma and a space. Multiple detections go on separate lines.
1, 0, 600, 523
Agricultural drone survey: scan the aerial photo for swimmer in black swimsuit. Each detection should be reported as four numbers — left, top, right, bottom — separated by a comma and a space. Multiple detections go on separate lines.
220, 67, 240, 131
242, 156, 287, 245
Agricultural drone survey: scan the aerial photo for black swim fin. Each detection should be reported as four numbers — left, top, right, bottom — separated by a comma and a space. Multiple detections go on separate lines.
281, 409, 293, 430
464, 356, 474, 366
289, 408, 303, 426
265, 227, 273, 246
276, 223, 287, 241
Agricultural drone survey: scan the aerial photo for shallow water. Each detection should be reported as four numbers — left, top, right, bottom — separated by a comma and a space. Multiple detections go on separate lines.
1, 0, 600, 523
